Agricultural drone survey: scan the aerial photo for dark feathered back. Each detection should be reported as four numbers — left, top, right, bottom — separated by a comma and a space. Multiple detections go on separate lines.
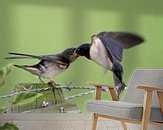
97, 32, 144, 49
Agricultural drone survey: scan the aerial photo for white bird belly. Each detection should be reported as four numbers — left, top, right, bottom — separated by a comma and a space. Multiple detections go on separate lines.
41, 62, 65, 79
90, 37, 113, 70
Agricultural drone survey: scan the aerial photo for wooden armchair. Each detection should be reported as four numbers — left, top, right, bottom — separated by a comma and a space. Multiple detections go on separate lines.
86, 69, 163, 130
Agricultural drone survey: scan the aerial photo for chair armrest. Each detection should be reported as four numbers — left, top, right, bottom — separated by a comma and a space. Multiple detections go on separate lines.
137, 86, 163, 92
137, 85, 163, 115
88, 82, 115, 89
88, 82, 118, 101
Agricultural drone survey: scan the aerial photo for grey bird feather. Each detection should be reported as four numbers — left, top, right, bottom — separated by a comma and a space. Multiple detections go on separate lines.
5, 48, 78, 82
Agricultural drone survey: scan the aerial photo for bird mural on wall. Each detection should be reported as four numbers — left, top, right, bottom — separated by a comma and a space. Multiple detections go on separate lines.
75, 31, 144, 97
5, 48, 78, 83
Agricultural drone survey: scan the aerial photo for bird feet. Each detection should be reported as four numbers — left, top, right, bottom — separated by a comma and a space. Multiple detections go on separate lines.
39, 77, 45, 83
48, 80, 57, 87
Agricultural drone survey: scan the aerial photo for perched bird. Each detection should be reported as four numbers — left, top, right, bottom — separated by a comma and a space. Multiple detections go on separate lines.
75, 31, 144, 97
5, 48, 78, 82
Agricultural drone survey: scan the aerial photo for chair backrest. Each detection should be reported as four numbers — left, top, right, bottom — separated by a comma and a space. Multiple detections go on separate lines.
123, 69, 163, 107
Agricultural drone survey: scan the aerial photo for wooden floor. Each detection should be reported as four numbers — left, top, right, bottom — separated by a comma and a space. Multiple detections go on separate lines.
0, 113, 140, 130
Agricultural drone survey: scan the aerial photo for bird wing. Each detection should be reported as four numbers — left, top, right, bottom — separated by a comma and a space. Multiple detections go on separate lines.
97, 34, 123, 62
97, 32, 144, 49
5, 52, 68, 66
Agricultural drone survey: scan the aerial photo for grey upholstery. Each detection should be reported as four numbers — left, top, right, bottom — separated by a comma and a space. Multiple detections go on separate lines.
85, 69, 163, 124
86, 100, 143, 120
86, 100, 163, 122
123, 69, 163, 106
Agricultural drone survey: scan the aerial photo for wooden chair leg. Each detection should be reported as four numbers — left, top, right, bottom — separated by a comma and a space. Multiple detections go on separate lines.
157, 91, 163, 114
141, 90, 152, 130
92, 113, 98, 130
121, 121, 127, 130
108, 88, 119, 101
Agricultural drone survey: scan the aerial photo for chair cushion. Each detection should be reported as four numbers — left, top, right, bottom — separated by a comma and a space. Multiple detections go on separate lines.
86, 100, 163, 122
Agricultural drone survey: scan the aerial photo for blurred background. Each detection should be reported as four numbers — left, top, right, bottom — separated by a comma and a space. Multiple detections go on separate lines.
0, 0, 163, 111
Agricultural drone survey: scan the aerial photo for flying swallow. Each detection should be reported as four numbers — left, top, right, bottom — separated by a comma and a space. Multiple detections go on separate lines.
75, 31, 144, 97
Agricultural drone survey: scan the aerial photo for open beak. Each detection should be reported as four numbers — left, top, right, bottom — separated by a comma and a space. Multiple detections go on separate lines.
74, 48, 80, 56
70, 50, 79, 62
73, 51, 79, 57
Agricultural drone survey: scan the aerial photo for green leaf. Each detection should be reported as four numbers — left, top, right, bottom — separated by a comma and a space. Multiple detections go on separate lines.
0, 64, 13, 87
12, 92, 43, 105
0, 123, 19, 130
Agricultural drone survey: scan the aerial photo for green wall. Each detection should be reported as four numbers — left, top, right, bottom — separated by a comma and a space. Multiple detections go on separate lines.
0, 0, 163, 87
